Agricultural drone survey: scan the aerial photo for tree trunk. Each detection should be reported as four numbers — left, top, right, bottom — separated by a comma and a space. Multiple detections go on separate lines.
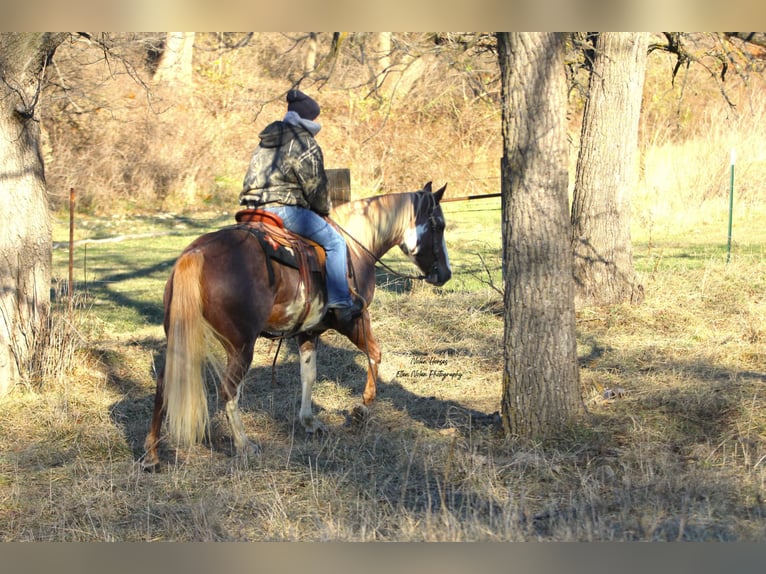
153, 32, 195, 86
376, 33, 430, 105
497, 33, 583, 437
571, 32, 648, 307
0, 33, 66, 394
305, 32, 318, 73
375, 32, 392, 84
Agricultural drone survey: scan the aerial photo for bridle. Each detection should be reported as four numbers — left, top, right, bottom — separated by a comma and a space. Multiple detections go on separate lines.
398, 191, 446, 282
329, 191, 445, 283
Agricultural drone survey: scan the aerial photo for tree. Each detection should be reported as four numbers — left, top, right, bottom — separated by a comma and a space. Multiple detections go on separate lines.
571, 32, 648, 307
375, 32, 392, 82
153, 32, 195, 87
374, 34, 433, 105
0, 33, 67, 394
305, 32, 319, 74
496, 33, 584, 437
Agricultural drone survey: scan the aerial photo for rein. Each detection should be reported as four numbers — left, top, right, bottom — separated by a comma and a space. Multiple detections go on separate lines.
329, 216, 427, 282
327, 191, 441, 282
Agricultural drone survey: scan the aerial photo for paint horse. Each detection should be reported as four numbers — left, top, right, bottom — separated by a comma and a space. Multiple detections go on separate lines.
142, 182, 451, 469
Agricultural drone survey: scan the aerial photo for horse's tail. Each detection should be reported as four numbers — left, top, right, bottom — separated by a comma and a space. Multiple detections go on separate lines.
163, 249, 212, 449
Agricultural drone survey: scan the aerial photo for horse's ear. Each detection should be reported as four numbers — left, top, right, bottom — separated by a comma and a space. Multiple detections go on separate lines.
433, 183, 447, 203
423, 181, 433, 193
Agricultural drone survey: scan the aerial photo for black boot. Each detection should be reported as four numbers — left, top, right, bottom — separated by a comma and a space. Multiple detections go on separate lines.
329, 297, 364, 326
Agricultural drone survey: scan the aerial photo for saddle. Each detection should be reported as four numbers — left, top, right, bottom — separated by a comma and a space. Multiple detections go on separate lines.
234, 208, 327, 285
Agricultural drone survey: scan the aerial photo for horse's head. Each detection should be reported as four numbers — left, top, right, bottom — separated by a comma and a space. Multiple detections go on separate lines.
400, 182, 452, 286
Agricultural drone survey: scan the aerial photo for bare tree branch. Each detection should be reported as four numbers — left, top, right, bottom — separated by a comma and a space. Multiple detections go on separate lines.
724, 32, 766, 50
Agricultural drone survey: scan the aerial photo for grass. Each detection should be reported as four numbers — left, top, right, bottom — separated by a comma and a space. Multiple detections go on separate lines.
0, 194, 763, 541
51, 198, 505, 337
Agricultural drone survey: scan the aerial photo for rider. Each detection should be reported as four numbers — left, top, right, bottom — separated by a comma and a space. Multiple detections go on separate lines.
239, 89, 364, 326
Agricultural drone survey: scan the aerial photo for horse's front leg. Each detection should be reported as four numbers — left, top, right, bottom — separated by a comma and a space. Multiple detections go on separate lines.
297, 334, 327, 434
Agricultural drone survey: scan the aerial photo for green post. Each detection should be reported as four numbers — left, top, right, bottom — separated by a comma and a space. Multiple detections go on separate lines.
727, 148, 735, 263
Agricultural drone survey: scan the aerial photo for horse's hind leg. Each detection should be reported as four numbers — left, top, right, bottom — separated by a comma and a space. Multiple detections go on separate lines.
142, 368, 166, 470
297, 334, 327, 434
221, 345, 258, 459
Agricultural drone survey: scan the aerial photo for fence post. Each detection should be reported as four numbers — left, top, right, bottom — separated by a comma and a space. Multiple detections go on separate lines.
326, 168, 351, 206
727, 148, 735, 264
69, 187, 75, 308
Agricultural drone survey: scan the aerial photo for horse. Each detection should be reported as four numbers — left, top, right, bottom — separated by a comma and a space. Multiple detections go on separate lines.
142, 181, 451, 469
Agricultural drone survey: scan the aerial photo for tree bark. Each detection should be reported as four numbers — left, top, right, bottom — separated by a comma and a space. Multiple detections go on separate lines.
497, 33, 583, 438
376, 32, 392, 85
153, 32, 195, 86
305, 32, 318, 73
571, 32, 648, 307
376, 34, 430, 105
0, 33, 66, 394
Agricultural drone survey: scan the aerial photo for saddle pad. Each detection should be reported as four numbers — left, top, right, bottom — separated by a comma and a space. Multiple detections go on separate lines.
234, 219, 326, 274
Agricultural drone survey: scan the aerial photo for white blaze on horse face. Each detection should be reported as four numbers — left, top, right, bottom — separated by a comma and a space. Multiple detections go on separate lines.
403, 221, 428, 255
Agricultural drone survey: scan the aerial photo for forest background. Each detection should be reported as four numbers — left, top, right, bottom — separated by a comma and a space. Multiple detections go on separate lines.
41, 33, 766, 219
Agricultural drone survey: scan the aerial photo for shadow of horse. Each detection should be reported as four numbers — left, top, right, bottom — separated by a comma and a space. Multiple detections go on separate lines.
108, 334, 500, 464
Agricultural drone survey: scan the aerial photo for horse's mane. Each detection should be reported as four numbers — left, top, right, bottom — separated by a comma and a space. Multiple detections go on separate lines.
331, 192, 417, 257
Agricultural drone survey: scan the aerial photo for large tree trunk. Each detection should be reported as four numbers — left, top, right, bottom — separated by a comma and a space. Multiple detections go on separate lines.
0, 33, 66, 394
375, 32, 392, 84
497, 33, 583, 437
571, 32, 648, 307
305, 32, 319, 73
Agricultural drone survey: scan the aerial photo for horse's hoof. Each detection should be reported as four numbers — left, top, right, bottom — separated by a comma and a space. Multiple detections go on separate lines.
140, 458, 161, 472
140, 451, 161, 472
301, 416, 328, 436
238, 440, 260, 459
305, 427, 327, 442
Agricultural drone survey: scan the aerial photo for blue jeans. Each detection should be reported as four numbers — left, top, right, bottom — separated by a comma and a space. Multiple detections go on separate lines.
264, 205, 354, 308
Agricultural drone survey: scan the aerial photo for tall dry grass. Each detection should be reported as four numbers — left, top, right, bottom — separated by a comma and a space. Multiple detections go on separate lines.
2, 263, 765, 540
635, 50, 766, 242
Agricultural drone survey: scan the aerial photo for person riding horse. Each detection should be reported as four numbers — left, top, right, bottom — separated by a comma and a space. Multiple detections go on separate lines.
239, 89, 364, 327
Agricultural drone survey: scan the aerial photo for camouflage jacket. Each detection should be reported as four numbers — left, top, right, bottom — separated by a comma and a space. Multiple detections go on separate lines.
239, 120, 330, 215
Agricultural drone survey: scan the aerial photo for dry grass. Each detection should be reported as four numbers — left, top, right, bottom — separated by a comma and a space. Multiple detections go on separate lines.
1, 237, 765, 540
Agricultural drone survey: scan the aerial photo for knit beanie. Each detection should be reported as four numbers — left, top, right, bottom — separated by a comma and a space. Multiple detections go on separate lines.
286, 89, 320, 121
